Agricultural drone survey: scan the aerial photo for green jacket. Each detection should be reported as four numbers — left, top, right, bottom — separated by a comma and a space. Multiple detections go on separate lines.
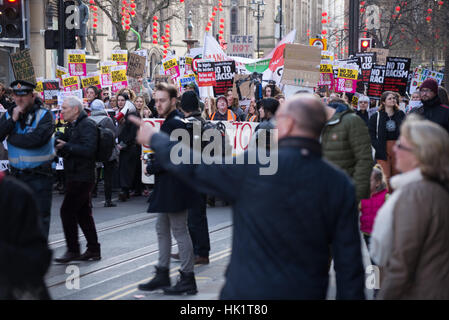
321, 106, 373, 202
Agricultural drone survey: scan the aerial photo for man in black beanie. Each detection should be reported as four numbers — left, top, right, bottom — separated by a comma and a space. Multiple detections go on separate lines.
170, 91, 211, 265
412, 78, 449, 133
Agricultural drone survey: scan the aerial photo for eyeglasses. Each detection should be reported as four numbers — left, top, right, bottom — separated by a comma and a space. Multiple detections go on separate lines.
395, 141, 414, 153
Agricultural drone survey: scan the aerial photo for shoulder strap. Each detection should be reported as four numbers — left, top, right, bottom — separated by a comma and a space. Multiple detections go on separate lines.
376, 111, 380, 140
0, 170, 5, 183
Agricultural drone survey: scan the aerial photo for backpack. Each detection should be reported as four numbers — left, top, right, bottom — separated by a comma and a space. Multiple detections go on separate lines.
95, 123, 115, 162
187, 118, 231, 157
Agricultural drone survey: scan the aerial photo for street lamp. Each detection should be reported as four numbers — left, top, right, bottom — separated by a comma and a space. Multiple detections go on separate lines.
250, 0, 265, 58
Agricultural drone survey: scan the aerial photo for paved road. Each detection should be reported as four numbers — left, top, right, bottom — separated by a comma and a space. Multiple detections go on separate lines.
46, 187, 375, 300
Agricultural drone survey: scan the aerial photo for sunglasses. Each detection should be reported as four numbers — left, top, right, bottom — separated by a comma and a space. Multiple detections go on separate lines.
395, 141, 414, 152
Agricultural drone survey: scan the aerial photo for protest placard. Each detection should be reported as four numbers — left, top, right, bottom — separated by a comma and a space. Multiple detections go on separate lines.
178, 73, 197, 91
367, 64, 386, 99
409, 67, 444, 94
319, 63, 334, 87
321, 51, 334, 61
228, 35, 254, 58
62, 74, 80, 92
184, 55, 194, 73
309, 38, 327, 51
81, 72, 101, 89
197, 60, 216, 87
383, 57, 411, 96
162, 57, 180, 80
127, 53, 147, 78
35, 77, 44, 94
112, 50, 128, 67
68, 50, 87, 76
356, 52, 376, 83
232, 74, 255, 100
111, 65, 128, 93
42, 79, 60, 104
213, 61, 236, 97
367, 48, 389, 65
335, 65, 359, 93
281, 44, 321, 88
100, 61, 115, 87
10, 49, 36, 84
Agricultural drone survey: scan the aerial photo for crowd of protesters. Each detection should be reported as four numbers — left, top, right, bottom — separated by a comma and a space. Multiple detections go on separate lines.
1, 74, 449, 300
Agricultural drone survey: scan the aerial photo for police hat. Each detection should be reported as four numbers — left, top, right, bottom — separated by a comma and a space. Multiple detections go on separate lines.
10, 80, 36, 96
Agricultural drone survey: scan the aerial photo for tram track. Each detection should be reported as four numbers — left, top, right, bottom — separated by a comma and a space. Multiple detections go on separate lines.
47, 223, 233, 289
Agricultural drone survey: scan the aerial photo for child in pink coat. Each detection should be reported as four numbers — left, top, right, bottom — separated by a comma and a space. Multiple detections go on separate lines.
360, 165, 389, 250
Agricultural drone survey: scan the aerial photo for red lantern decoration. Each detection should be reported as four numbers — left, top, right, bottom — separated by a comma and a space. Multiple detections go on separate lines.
220, 18, 225, 23
321, 19, 327, 24
89, 0, 95, 4
360, 1, 366, 6
152, 34, 158, 38
439, 1, 444, 5
152, 40, 158, 45
395, 6, 400, 12
153, 16, 158, 20
125, 25, 130, 30
426, 16, 431, 22
322, 12, 327, 17
163, 50, 168, 54
205, 27, 210, 32
210, 17, 215, 21
214, 6, 218, 11
164, 44, 169, 49
321, 30, 327, 35
93, 18, 98, 22
219, 30, 224, 34
427, 8, 432, 14
220, 24, 224, 28
153, 22, 158, 27
130, 3, 136, 9
93, 23, 98, 28
212, 12, 216, 16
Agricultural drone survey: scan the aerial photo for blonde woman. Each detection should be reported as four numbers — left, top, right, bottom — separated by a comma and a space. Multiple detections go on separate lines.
368, 91, 406, 191
202, 96, 216, 120
371, 115, 449, 299
135, 95, 152, 118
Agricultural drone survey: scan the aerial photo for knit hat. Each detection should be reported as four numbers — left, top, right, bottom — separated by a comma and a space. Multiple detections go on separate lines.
180, 91, 199, 112
90, 99, 105, 111
419, 78, 438, 95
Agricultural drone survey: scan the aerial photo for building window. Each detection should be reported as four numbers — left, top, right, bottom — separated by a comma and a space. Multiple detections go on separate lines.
231, 7, 238, 35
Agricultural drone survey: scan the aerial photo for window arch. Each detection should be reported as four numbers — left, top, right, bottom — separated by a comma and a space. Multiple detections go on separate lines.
231, 7, 238, 35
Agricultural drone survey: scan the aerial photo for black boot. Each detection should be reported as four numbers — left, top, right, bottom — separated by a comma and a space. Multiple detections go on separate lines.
138, 266, 170, 291
163, 270, 197, 295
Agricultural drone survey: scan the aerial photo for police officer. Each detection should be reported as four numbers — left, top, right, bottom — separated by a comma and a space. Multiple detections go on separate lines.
0, 80, 55, 240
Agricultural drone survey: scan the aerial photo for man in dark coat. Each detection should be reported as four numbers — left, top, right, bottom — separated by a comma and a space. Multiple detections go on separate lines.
54, 96, 101, 263
412, 78, 449, 133
130, 94, 366, 300
138, 83, 198, 295
0, 171, 52, 299
172, 91, 211, 265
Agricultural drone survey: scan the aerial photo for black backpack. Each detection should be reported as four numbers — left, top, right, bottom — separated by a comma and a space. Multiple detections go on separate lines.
95, 121, 115, 162
185, 117, 231, 157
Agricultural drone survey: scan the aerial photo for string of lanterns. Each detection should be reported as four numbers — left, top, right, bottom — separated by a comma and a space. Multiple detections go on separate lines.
89, 0, 98, 29
205, 0, 225, 48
